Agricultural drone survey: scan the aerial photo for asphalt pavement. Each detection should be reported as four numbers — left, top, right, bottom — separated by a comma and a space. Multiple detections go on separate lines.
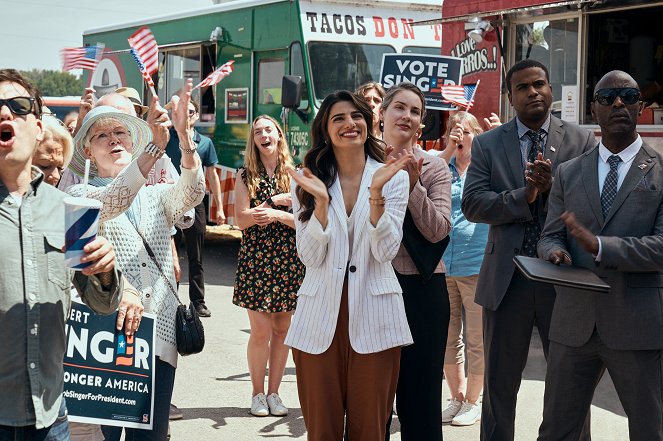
168, 226, 629, 441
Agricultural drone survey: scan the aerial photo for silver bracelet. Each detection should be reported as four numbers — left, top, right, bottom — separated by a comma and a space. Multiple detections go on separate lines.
179, 142, 197, 155
144, 142, 165, 159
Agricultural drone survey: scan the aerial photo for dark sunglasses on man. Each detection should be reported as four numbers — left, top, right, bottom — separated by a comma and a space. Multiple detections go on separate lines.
0, 96, 38, 116
593, 87, 640, 106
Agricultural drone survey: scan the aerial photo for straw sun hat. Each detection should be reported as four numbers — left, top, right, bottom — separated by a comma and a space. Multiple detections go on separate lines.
69, 106, 152, 178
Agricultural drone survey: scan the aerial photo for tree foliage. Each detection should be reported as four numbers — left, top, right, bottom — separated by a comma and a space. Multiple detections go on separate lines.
20, 69, 83, 97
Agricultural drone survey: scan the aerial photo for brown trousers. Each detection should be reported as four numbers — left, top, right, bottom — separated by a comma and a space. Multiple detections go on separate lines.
292, 274, 401, 441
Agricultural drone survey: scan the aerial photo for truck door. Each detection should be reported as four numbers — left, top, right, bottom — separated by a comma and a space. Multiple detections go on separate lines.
254, 49, 287, 120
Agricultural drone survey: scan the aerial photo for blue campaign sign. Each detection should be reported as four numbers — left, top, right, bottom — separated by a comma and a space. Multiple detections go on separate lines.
379, 54, 464, 110
63, 301, 155, 429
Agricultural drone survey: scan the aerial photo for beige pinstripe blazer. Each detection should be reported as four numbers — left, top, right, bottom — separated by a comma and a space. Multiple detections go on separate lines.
284, 157, 414, 354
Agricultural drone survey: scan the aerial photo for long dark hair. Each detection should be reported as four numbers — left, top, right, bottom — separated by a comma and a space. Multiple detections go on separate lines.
296, 90, 385, 222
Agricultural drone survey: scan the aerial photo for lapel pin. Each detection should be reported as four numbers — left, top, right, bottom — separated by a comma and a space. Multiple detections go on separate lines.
550, 146, 556, 152
638, 163, 647, 170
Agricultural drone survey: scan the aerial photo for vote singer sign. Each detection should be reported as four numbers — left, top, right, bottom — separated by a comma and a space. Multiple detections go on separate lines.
380, 54, 463, 110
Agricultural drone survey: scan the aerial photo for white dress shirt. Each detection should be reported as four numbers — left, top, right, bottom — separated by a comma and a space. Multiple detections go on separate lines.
596, 135, 642, 259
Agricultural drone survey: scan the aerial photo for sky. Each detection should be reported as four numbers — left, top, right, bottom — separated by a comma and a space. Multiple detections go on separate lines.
3, 0, 442, 73
2, 0, 211, 72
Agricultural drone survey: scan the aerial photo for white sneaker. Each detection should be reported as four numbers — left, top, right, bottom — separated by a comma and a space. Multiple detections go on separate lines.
250, 393, 269, 417
451, 400, 481, 426
266, 393, 288, 416
442, 398, 463, 423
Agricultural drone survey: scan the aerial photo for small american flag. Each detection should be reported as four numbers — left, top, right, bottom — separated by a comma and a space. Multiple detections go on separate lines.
128, 26, 158, 75
194, 60, 235, 89
441, 83, 478, 110
130, 48, 156, 89
61, 44, 104, 71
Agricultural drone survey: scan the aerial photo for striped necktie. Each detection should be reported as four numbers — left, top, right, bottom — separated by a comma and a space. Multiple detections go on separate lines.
600, 155, 622, 218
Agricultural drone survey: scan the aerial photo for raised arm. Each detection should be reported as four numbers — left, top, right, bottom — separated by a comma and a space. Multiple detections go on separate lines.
367, 169, 409, 263
407, 155, 452, 242
67, 160, 147, 222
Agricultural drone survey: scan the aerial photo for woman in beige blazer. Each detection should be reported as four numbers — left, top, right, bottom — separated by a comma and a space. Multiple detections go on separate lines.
286, 90, 413, 441
380, 82, 453, 440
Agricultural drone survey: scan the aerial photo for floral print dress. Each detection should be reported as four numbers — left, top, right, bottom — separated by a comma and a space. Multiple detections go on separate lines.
232, 167, 304, 312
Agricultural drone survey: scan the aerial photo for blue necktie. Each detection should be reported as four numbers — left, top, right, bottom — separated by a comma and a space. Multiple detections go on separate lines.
521, 130, 545, 257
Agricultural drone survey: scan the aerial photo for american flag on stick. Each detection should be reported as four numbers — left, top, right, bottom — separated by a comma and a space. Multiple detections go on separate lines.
440, 82, 479, 110
127, 27, 158, 75
193, 60, 235, 90
130, 49, 156, 90
61, 44, 105, 71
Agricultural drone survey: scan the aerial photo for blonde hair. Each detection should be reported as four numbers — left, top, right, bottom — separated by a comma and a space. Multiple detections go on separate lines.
444, 111, 483, 140
41, 114, 74, 168
243, 115, 294, 198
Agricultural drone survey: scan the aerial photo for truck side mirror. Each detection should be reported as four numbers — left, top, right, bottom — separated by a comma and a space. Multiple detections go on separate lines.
282, 75, 302, 109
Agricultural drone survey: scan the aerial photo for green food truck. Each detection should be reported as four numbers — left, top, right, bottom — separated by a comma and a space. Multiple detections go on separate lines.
83, 0, 442, 169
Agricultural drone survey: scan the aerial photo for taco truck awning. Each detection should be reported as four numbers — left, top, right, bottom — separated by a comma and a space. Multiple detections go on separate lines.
416, 0, 595, 25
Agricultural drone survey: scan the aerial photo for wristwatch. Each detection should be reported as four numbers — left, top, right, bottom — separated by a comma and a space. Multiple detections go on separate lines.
144, 142, 165, 159
266, 197, 276, 208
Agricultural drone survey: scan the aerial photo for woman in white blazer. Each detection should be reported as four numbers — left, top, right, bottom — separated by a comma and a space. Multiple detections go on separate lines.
286, 90, 413, 441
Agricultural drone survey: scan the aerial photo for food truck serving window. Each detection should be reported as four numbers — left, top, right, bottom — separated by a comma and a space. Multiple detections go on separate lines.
157, 44, 217, 123
308, 42, 395, 103
513, 17, 579, 120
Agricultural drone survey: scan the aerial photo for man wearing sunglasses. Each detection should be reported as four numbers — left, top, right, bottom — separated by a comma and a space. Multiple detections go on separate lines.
538, 70, 663, 440
0, 69, 123, 440
165, 100, 225, 319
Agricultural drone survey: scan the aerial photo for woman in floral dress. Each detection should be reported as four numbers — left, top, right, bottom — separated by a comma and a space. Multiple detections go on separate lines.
233, 115, 304, 417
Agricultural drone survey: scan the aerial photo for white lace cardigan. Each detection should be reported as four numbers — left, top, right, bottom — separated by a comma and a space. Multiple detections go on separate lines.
68, 160, 205, 367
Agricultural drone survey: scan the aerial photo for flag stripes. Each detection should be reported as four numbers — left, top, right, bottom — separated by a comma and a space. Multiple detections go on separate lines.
61, 45, 103, 71
128, 26, 159, 75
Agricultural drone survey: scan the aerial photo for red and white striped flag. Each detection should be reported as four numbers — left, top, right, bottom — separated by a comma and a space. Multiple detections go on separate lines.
127, 26, 158, 75
440, 83, 478, 110
61, 44, 104, 71
194, 60, 235, 89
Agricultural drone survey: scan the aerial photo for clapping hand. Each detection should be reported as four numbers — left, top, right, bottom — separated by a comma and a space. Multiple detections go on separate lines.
287, 167, 329, 205
371, 151, 415, 193
561, 211, 599, 255
253, 207, 280, 226
526, 152, 553, 194
402, 150, 424, 192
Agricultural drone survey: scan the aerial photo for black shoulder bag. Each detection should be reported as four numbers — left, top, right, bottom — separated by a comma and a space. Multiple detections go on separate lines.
131, 223, 205, 356
401, 209, 450, 283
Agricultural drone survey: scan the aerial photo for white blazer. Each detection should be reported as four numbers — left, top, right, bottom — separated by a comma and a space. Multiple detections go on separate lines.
285, 157, 414, 354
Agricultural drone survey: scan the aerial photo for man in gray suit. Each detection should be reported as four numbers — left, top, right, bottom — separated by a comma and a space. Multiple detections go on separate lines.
537, 71, 663, 440
462, 59, 596, 441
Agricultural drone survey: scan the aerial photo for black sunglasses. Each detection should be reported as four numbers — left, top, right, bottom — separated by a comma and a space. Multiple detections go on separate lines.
0, 96, 36, 116
593, 88, 640, 106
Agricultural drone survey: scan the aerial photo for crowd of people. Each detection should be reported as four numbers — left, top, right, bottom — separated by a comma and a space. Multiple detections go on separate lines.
1, 57, 662, 441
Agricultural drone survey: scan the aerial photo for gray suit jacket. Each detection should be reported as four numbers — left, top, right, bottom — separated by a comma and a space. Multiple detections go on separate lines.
538, 142, 663, 350
462, 116, 596, 310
